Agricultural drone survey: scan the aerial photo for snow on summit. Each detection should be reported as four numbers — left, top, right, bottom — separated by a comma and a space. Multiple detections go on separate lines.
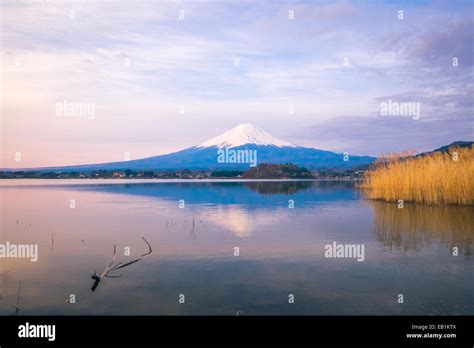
197, 123, 296, 149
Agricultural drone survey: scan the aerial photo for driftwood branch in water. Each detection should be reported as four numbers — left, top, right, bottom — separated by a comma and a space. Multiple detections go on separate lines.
91, 237, 152, 292
11, 280, 21, 315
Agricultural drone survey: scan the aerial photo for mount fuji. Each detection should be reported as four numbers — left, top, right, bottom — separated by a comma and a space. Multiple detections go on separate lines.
16, 124, 376, 171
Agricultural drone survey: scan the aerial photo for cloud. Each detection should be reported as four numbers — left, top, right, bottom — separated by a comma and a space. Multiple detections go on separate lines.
409, 20, 474, 69
300, 112, 473, 156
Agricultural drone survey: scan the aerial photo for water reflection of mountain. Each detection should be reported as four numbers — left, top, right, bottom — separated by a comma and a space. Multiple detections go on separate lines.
68, 181, 360, 207
203, 205, 287, 237
370, 201, 473, 256
242, 180, 359, 195
243, 181, 312, 195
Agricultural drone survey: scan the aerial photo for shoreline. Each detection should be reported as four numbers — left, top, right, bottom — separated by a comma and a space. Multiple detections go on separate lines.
0, 178, 362, 186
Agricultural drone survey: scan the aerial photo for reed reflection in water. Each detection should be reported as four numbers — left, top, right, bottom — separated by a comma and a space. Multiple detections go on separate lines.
370, 201, 473, 256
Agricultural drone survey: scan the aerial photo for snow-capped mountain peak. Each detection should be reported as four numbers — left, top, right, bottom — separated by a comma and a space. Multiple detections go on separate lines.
197, 123, 296, 148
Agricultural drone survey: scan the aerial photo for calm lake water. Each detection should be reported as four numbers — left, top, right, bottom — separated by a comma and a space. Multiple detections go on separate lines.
0, 179, 473, 315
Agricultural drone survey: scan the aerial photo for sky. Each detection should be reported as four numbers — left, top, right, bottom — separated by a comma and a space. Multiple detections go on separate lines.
1, 0, 473, 168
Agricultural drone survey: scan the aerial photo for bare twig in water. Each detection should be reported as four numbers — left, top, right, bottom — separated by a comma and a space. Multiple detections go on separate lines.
91, 237, 152, 292
12, 280, 21, 315
91, 245, 118, 291
190, 215, 196, 240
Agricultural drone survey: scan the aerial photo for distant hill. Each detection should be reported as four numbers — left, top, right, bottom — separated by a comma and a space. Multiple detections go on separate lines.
413, 141, 473, 159
242, 163, 314, 179
429, 141, 473, 154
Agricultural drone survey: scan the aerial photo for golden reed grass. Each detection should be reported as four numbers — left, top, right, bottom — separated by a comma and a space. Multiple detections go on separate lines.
362, 146, 474, 205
